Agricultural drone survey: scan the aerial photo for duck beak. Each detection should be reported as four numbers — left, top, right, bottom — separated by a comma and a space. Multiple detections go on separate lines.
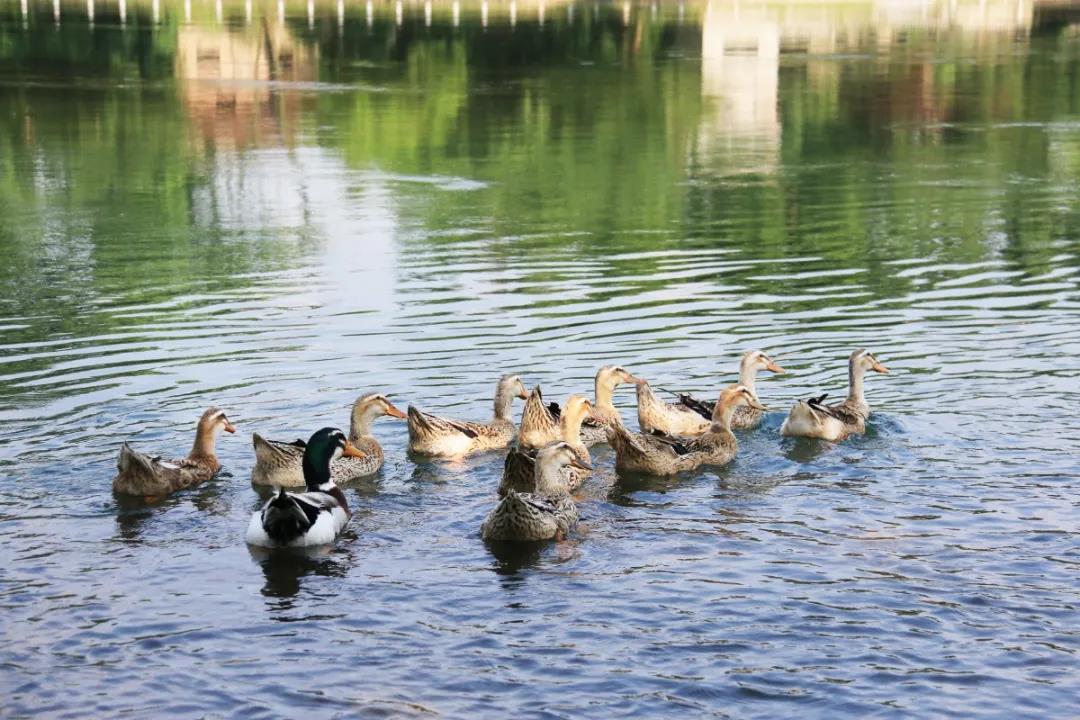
765, 360, 786, 374
872, 360, 890, 374
623, 373, 639, 384
747, 394, 768, 411
386, 402, 407, 419
570, 456, 593, 472
224, 422, 237, 434
342, 441, 366, 458
517, 390, 529, 400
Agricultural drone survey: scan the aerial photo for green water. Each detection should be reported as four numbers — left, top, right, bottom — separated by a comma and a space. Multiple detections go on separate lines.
2, 1, 1079, 716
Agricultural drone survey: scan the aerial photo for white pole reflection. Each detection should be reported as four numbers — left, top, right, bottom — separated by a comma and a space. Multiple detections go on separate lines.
153, 0, 160, 24
481, 0, 488, 28
366, 0, 373, 27
215, 0, 222, 24
337, 0, 344, 30
185, 0, 192, 23
119, 0, 126, 25
395, 0, 402, 26
452, 0, 460, 27
246, 0, 252, 24
53, 0, 59, 26
277, 0, 284, 23
87, 0, 94, 26
539, 1, 545, 26
307, 0, 314, 29
622, 1, 629, 26
425, 0, 431, 27
567, 3, 573, 23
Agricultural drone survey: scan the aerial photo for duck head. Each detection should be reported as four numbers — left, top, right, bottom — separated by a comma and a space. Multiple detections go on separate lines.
494, 374, 529, 420
850, 348, 889, 375
712, 384, 766, 430
534, 440, 593, 494
190, 407, 236, 459
350, 392, 407, 437
302, 427, 365, 492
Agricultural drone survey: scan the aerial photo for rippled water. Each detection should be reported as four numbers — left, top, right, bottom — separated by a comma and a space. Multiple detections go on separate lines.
2, 0, 1080, 716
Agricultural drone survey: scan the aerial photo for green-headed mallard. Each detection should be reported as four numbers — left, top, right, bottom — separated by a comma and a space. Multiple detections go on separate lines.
112, 407, 236, 499
481, 441, 591, 542
251, 393, 405, 487
781, 349, 889, 441
500, 394, 594, 496
246, 427, 364, 548
407, 374, 528, 458
608, 385, 764, 476
638, 350, 785, 435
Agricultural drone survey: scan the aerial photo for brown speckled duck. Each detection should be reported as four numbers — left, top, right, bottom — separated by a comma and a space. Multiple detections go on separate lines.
407, 374, 528, 458
516, 385, 562, 451
481, 442, 590, 542
113, 407, 236, 499
638, 350, 785, 435
608, 385, 763, 476
500, 394, 594, 496
781, 349, 889, 441
251, 393, 404, 487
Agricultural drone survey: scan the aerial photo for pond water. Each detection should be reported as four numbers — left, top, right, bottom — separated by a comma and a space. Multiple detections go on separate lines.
2, 0, 1079, 716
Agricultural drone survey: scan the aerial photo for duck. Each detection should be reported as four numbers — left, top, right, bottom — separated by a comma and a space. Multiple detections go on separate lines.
516, 385, 562, 450
500, 394, 595, 496
579, 365, 638, 446
246, 427, 364, 548
407, 374, 528, 458
251, 393, 405, 487
638, 350, 785, 435
780, 349, 889, 441
481, 441, 591, 542
112, 407, 236, 499
608, 385, 764, 476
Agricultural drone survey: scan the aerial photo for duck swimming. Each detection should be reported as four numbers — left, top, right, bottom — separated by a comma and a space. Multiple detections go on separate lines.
112, 407, 236, 499
481, 441, 591, 542
608, 385, 764, 476
246, 427, 364, 548
637, 350, 785, 435
251, 393, 404, 487
407, 374, 528, 458
780, 348, 889, 441
500, 394, 594, 496
516, 385, 562, 451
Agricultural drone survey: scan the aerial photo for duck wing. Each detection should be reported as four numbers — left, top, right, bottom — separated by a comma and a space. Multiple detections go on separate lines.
677, 393, 715, 421
408, 406, 480, 439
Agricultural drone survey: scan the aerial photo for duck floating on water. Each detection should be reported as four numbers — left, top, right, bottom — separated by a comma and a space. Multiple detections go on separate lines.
407, 374, 528, 458
500, 394, 595, 496
608, 385, 764, 476
637, 350, 785, 435
112, 407, 236, 499
482, 441, 591, 542
580, 365, 638, 446
246, 427, 363, 548
251, 393, 404, 487
780, 349, 889, 441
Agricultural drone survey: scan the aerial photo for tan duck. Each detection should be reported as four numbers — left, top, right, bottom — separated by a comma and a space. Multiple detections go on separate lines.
781, 349, 889, 441
638, 350, 785, 435
500, 394, 594, 496
481, 442, 591, 542
580, 364, 638, 446
113, 407, 236, 498
407, 374, 528, 457
516, 385, 562, 450
608, 385, 763, 476
251, 393, 405, 487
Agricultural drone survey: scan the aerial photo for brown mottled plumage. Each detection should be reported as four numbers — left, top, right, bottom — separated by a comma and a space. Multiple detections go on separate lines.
500, 395, 594, 496
781, 349, 889, 441
407, 374, 528, 457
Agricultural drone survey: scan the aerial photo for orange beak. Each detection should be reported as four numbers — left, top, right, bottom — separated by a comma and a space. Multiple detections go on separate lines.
622, 373, 639, 384
342, 440, 366, 458
871, 360, 890, 374
765, 359, 786, 374
386, 403, 407, 419
224, 422, 237, 434
517, 390, 529, 400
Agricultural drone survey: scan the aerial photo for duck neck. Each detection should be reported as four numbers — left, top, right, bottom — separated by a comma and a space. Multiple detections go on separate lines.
493, 385, 515, 422
560, 406, 587, 441
738, 361, 758, 395
594, 378, 616, 415
349, 403, 379, 441
302, 451, 333, 492
709, 400, 737, 435
188, 424, 219, 461
535, 461, 568, 496
847, 361, 866, 406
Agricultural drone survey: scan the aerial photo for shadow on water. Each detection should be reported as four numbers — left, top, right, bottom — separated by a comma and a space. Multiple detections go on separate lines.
485, 539, 547, 578
248, 544, 348, 602
113, 475, 231, 540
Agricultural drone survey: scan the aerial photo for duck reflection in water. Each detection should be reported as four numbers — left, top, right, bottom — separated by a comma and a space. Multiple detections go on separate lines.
249, 544, 348, 603
113, 476, 231, 542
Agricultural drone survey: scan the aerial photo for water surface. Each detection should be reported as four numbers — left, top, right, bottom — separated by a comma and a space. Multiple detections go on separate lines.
2, 0, 1079, 716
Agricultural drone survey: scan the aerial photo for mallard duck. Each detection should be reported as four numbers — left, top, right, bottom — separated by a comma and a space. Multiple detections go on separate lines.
112, 407, 236, 499
500, 394, 594, 496
639, 350, 785, 435
251, 393, 404, 487
781, 349, 889, 441
246, 427, 364, 548
481, 441, 591, 542
516, 385, 562, 450
407, 374, 528, 458
580, 364, 638, 446
608, 385, 764, 476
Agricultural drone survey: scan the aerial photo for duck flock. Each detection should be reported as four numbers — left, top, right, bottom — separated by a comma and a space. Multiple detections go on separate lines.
112, 348, 890, 548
